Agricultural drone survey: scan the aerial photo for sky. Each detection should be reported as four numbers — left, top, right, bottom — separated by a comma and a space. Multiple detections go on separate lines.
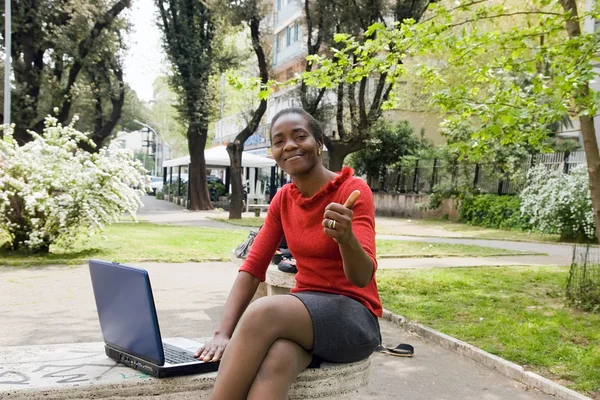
123, 0, 167, 103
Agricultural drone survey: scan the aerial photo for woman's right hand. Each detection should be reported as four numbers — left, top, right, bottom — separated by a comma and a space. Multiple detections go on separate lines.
194, 334, 230, 362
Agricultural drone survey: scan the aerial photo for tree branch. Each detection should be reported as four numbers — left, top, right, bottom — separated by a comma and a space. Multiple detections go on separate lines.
368, 72, 388, 120
337, 82, 346, 140
57, 0, 131, 124
359, 77, 368, 128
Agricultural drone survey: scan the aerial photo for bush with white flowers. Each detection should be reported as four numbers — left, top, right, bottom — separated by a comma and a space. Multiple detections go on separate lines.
520, 164, 596, 242
0, 116, 147, 253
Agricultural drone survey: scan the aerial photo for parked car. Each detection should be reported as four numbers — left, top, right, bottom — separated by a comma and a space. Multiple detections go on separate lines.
149, 176, 163, 195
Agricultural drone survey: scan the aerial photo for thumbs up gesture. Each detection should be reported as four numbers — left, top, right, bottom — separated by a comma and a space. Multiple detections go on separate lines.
322, 190, 361, 244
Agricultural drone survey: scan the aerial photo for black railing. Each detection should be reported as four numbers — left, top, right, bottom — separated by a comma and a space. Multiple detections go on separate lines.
376, 151, 586, 195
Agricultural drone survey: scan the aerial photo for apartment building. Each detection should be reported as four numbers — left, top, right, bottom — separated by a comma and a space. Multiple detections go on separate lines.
213, 0, 444, 156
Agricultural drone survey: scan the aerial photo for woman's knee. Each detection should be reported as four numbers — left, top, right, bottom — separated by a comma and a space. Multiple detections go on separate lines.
237, 297, 287, 335
255, 339, 310, 380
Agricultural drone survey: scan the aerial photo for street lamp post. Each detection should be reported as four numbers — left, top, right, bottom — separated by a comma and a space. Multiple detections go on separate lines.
4, 0, 11, 127
134, 119, 162, 176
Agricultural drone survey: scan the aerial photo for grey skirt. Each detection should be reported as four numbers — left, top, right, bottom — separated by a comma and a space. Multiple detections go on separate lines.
290, 291, 381, 367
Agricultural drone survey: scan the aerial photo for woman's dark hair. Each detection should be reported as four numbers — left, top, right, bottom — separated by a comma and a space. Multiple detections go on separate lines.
269, 108, 323, 142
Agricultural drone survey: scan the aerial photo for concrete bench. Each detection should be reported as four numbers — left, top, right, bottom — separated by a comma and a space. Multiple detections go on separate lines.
230, 258, 295, 300
0, 340, 371, 399
246, 203, 270, 217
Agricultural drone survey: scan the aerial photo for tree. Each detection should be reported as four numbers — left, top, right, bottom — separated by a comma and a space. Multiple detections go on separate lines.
1, 0, 131, 147
155, 0, 225, 210
298, 0, 438, 171
215, 0, 270, 219
349, 120, 423, 189
146, 77, 189, 157
324, 0, 600, 240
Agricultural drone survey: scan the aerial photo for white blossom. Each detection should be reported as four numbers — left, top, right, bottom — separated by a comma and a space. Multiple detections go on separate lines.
520, 165, 596, 241
0, 117, 147, 252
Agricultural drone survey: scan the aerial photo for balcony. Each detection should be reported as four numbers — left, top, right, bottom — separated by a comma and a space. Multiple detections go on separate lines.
274, 0, 300, 28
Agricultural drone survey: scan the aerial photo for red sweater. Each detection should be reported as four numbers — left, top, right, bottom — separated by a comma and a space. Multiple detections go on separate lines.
240, 167, 382, 317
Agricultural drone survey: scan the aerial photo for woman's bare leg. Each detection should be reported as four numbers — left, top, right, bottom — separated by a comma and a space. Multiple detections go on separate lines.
208, 295, 314, 400
247, 339, 312, 400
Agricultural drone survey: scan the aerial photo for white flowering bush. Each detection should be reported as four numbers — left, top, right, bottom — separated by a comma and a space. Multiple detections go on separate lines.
520, 165, 596, 242
0, 116, 147, 253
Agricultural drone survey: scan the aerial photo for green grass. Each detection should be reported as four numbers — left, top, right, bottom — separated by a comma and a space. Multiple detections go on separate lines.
0, 223, 249, 267
378, 267, 600, 397
378, 218, 562, 243
212, 217, 265, 228
0, 222, 538, 267
376, 240, 540, 257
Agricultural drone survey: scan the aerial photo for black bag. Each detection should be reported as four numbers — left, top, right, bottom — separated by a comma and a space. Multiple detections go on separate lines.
235, 228, 259, 259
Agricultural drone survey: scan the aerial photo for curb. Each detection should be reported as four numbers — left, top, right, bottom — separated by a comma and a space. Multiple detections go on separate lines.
382, 309, 592, 400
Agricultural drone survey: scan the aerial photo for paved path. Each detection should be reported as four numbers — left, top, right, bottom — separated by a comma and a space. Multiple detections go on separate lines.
0, 262, 555, 399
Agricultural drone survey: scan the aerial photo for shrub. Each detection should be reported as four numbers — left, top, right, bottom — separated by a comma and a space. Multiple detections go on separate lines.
520, 165, 596, 242
163, 179, 188, 198
459, 194, 531, 230
0, 116, 147, 253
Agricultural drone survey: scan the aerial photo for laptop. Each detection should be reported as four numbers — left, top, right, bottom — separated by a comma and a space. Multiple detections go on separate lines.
88, 259, 220, 378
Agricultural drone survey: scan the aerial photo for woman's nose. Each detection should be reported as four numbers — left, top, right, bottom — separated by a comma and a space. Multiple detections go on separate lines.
283, 138, 298, 151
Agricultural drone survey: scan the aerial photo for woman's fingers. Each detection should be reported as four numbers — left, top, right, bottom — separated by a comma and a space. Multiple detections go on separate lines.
194, 339, 228, 362
194, 345, 205, 358
343, 190, 361, 210
212, 345, 225, 362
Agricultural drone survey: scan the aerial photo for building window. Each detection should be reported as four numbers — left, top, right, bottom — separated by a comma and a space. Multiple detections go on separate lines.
277, 0, 281, 11
286, 26, 293, 46
278, 30, 286, 50
294, 22, 299, 42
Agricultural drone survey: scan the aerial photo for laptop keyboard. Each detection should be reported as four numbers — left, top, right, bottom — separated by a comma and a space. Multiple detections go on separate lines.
163, 343, 199, 364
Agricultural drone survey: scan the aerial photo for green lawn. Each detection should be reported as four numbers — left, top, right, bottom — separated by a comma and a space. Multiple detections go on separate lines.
0, 222, 538, 267
378, 267, 600, 397
0, 223, 249, 267
376, 240, 539, 257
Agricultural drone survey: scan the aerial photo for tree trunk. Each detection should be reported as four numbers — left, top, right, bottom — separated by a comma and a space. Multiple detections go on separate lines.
227, 142, 244, 219
578, 114, 600, 242
187, 126, 213, 210
325, 138, 365, 172
559, 0, 600, 241
225, 12, 268, 220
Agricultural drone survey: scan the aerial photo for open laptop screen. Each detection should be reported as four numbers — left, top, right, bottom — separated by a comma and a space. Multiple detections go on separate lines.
89, 260, 165, 366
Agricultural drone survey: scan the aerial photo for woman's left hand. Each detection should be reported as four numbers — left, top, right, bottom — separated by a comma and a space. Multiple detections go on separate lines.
322, 190, 360, 244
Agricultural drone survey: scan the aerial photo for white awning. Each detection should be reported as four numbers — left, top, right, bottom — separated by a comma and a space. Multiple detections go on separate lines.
162, 145, 277, 169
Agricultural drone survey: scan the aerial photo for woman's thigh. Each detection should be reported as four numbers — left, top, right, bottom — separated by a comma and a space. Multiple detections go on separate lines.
291, 292, 381, 364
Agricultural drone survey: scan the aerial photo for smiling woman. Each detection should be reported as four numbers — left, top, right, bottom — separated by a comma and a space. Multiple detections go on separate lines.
198, 108, 383, 400
270, 109, 325, 178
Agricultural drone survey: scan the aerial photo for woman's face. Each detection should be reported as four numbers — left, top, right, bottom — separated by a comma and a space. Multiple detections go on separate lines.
270, 113, 322, 177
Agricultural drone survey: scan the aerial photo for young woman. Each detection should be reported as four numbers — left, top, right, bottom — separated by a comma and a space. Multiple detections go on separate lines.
195, 108, 382, 400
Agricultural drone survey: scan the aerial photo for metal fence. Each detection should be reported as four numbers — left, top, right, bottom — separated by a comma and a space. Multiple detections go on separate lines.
378, 150, 587, 195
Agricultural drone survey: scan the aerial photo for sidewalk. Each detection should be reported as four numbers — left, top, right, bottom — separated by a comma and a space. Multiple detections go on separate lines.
0, 261, 556, 399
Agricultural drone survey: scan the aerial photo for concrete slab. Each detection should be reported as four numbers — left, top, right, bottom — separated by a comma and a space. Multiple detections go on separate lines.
0, 340, 370, 400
